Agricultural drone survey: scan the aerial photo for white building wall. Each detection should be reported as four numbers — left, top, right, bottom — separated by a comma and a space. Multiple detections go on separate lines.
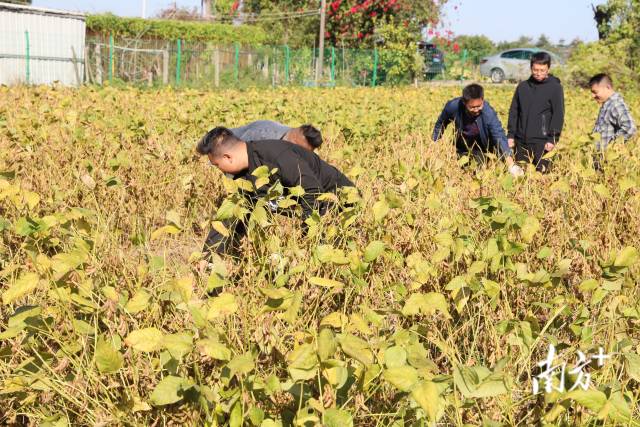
0, 2, 85, 86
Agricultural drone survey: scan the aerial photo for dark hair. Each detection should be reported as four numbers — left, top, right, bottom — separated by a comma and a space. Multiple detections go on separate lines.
196, 126, 240, 156
299, 124, 323, 148
462, 83, 484, 102
589, 73, 613, 87
530, 51, 551, 68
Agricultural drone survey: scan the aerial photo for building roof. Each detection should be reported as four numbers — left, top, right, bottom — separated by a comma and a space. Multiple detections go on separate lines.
0, 2, 85, 20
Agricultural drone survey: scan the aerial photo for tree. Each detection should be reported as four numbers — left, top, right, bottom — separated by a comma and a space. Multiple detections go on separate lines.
202, 0, 212, 18
496, 35, 534, 51
562, 0, 639, 89
242, 0, 320, 46
240, 0, 447, 48
591, 0, 637, 40
375, 22, 423, 83
157, 1, 241, 22
590, 0, 639, 68
325, 0, 446, 47
212, 0, 242, 17
568, 37, 583, 48
453, 35, 495, 59
4, 0, 32, 4
535, 34, 552, 50
156, 5, 201, 20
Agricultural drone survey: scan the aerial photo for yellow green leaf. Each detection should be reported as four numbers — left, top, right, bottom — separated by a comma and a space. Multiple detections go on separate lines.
95, 336, 123, 374
401, 292, 451, 319
363, 240, 385, 262
309, 276, 344, 289
207, 292, 238, 319
211, 220, 229, 237
614, 246, 638, 267
520, 215, 540, 243
227, 353, 255, 376
150, 225, 181, 240
125, 289, 151, 314
163, 332, 193, 360
150, 376, 193, 406
411, 380, 442, 421
125, 327, 164, 352
198, 338, 232, 361
3, 272, 40, 305
320, 312, 348, 328
318, 328, 337, 361
372, 198, 390, 222
383, 366, 419, 392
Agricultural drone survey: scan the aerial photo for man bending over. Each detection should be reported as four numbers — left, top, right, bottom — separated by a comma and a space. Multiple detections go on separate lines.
196, 127, 354, 257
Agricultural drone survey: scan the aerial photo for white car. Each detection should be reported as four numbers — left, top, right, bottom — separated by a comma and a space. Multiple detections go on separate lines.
479, 48, 558, 83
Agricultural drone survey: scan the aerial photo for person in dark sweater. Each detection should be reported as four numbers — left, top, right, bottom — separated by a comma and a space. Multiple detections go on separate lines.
433, 83, 523, 176
507, 51, 564, 173
196, 127, 354, 256
231, 120, 323, 151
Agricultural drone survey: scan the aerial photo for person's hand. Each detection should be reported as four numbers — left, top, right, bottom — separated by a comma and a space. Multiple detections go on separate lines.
507, 138, 515, 148
505, 156, 515, 168
196, 260, 210, 275
545, 142, 555, 151
509, 164, 525, 177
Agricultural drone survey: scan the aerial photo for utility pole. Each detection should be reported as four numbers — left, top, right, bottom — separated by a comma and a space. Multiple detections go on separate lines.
202, 0, 213, 19
315, 0, 327, 83
142, 0, 146, 18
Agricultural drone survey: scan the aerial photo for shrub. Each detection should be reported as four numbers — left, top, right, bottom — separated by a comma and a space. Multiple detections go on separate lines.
86, 14, 267, 44
559, 40, 639, 90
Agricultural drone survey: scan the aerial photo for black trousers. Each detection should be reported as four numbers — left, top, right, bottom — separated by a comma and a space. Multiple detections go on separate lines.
203, 198, 350, 259
455, 138, 493, 166
515, 139, 552, 173
457, 149, 491, 166
203, 217, 247, 258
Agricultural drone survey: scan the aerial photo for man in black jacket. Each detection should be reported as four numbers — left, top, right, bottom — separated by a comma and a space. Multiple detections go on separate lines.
507, 51, 564, 173
196, 127, 354, 256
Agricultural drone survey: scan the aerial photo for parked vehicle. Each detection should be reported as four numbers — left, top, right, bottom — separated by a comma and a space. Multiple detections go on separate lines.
418, 41, 445, 79
479, 48, 558, 83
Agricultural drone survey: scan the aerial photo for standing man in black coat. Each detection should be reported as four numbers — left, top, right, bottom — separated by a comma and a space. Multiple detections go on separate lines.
507, 51, 564, 173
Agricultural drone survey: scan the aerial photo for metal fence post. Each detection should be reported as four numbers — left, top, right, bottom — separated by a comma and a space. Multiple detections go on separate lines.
84, 45, 91, 83
213, 46, 220, 87
342, 46, 345, 79
162, 48, 169, 85
330, 46, 335, 83
176, 39, 182, 85
284, 45, 290, 83
234, 43, 240, 84
108, 34, 114, 82
95, 44, 103, 85
460, 48, 468, 82
24, 31, 30, 84
371, 48, 378, 87
271, 46, 276, 87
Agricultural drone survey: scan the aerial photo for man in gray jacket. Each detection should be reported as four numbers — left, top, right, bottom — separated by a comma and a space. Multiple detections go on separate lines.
231, 121, 323, 152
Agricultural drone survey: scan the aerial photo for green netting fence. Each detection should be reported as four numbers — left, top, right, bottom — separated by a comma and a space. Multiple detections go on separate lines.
83, 36, 482, 88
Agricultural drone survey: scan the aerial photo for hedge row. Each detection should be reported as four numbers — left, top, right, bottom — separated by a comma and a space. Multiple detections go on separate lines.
86, 14, 267, 44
